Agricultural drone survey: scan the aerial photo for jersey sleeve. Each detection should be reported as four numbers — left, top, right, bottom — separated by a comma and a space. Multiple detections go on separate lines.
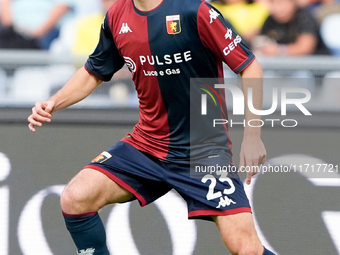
85, 13, 125, 81
197, 2, 255, 74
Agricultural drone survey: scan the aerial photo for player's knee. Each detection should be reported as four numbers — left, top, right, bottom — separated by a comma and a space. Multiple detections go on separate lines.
60, 185, 95, 214
60, 186, 77, 213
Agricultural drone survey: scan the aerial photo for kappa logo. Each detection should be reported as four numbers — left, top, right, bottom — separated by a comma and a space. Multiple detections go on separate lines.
119, 23, 132, 34
224, 28, 233, 40
209, 8, 220, 24
216, 195, 236, 208
77, 248, 95, 255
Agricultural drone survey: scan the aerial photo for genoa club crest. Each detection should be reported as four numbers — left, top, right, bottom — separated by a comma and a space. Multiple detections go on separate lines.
91, 151, 112, 163
166, 15, 181, 35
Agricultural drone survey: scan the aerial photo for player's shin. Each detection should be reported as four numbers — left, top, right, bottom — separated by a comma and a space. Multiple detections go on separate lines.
63, 211, 110, 255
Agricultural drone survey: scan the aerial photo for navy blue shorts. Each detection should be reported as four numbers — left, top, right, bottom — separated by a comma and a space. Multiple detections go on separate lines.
86, 141, 251, 221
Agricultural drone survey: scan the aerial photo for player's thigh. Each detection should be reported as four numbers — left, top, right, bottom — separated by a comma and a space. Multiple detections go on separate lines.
61, 168, 134, 214
213, 212, 263, 255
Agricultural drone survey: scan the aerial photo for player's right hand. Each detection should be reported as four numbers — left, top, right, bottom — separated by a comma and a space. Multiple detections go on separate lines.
27, 101, 55, 132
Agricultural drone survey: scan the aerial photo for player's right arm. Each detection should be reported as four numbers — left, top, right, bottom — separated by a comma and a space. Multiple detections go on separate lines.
27, 67, 102, 132
28, 11, 125, 132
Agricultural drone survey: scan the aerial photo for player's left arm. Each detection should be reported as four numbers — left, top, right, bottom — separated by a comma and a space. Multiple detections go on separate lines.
197, 2, 266, 184
239, 59, 266, 185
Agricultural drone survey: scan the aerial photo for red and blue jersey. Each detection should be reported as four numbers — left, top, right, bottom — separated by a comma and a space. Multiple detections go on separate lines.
85, 0, 255, 164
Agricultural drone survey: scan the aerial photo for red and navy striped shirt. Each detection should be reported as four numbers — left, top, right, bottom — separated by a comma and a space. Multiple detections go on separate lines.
85, 0, 255, 164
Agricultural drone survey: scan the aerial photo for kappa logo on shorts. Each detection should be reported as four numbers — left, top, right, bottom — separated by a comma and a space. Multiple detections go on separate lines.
216, 195, 236, 208
91, 151, 112, 164
166, 15, 181, 35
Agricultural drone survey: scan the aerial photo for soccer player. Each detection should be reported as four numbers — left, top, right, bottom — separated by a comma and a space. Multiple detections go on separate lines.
27, 0, 275, 254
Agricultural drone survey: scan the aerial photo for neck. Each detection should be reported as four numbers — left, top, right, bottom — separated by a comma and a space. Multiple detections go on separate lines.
134, 0, 163, 11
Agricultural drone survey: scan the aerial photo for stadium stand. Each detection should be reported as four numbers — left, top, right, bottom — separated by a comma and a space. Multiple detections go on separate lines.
0, 50, 339, 111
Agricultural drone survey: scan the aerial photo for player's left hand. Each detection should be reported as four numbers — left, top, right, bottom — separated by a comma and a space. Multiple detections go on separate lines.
239, 137, 267, 185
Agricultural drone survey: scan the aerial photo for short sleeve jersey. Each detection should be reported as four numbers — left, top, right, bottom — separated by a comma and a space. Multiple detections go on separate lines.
85, 0, 255, 164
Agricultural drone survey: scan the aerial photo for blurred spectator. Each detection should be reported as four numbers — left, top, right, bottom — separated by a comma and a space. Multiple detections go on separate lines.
49, 0, 116, 55
0, 0, 75, 49
252, 0, 331, 55
74, 0, 102, 18
295, 0, 319, 11
211, 0, 269, 43
314, 0, 340, 23
72, 0, 117, 55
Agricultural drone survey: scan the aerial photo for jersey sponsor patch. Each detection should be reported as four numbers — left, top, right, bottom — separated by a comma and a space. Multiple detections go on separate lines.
91, 151, 112, 163
222, 35, 242, 56
166, 15, 181, 35
123, 56, 136, 73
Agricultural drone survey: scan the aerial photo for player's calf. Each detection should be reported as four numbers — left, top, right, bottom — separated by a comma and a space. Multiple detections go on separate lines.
63, 211, 110, 255
60, 168, 134, 254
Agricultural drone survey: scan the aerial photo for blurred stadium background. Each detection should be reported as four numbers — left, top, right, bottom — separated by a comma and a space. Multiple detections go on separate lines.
1, 0, 340, 254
